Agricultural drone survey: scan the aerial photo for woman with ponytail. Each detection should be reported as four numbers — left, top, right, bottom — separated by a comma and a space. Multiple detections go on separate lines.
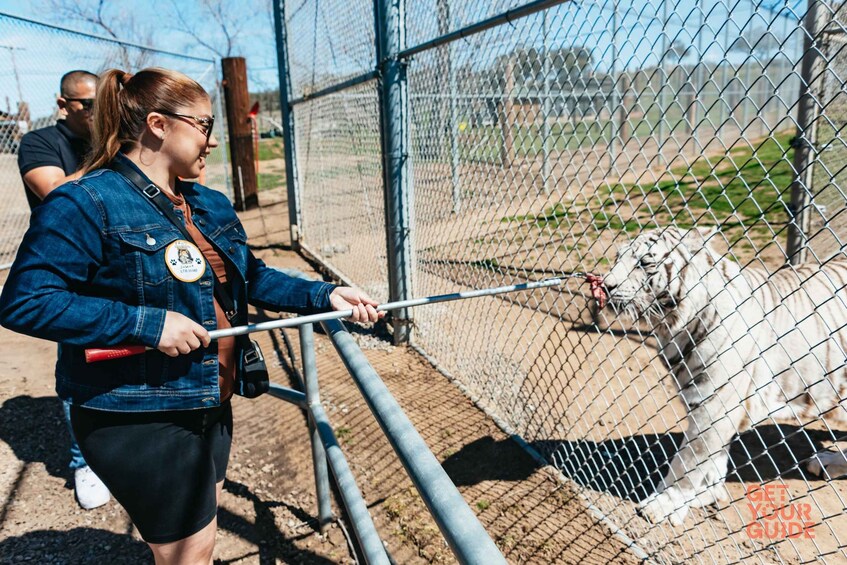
0, 67, 382, 564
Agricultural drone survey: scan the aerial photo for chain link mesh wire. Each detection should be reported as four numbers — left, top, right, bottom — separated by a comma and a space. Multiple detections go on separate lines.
285, 0, 375, 99
0, 13, 231, 269
283, 0, 847, 562
294, 82, 388, 300
285, 0, 387, 301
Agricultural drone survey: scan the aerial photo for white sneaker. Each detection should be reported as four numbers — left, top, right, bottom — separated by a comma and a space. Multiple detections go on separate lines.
74, 466, 110, 510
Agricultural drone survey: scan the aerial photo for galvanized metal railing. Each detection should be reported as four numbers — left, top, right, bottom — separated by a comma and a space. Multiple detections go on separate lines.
265, 268, 506, 564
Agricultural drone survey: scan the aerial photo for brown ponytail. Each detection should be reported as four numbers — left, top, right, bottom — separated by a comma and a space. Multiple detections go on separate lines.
84, 67, 209, 173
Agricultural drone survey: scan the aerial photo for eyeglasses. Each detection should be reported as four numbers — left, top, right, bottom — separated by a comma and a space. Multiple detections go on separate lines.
64, 98, 95, 111
157, 111, 215, 143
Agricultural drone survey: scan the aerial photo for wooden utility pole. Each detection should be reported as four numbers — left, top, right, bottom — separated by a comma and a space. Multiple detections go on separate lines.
221, 57, 258, 210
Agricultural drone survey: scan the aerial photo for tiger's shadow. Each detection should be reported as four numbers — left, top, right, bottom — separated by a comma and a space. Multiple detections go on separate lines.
531, 424, 841, 503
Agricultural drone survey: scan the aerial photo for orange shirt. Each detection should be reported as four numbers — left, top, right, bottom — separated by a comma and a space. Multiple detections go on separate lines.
166, 192, 236, 402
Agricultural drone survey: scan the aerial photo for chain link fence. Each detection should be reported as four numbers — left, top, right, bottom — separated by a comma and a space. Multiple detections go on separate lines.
0, 13, 231, 269
280, 0, 847, 562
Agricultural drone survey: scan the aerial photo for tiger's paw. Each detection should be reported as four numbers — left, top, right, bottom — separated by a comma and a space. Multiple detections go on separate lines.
638, 490, 689, 526
806, 446, 847, 480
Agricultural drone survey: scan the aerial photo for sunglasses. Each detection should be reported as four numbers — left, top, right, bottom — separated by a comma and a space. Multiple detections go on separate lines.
64, 98, 95, 111
157, 111, 215, 143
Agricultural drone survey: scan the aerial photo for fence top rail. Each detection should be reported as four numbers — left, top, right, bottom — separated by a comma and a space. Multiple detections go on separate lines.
289, 70, 378, 106
0, 11, 215, 63
397, 0, 571, 60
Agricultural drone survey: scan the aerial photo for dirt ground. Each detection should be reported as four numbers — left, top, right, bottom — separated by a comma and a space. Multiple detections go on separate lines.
0, 188, 637, 564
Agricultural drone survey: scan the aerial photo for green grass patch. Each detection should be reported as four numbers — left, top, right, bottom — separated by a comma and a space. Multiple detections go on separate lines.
643, 132, 794, 227
501, 202, 570, 228
456, 120, 614, 162
257, 138, 284, 161
495, 131, 795, 249
257, 172, 284, 191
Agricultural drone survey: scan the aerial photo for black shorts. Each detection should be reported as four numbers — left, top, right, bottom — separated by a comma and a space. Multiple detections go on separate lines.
70, 401, 233, 544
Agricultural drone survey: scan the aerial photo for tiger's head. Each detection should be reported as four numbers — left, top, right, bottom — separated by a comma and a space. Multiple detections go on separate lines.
602, 227, 735, 326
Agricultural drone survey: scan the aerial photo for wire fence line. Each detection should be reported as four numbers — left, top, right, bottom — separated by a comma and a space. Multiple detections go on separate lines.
278, 0, 847, 561
0, 13, 232, 269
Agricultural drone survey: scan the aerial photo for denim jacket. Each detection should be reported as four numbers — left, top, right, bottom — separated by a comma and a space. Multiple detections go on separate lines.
0, 155, 336, 411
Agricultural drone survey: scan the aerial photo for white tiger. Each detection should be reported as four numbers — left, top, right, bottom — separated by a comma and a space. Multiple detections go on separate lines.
602, 227, 847, 526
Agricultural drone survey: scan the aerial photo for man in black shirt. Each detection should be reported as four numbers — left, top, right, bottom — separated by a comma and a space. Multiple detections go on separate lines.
18, 70, 96, 209
16, 70, 110, 511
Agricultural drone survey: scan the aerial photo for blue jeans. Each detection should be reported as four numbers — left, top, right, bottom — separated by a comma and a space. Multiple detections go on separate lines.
62, 399, 87, 471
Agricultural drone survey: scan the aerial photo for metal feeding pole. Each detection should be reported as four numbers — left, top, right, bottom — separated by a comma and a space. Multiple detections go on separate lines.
83, 274, 602, 362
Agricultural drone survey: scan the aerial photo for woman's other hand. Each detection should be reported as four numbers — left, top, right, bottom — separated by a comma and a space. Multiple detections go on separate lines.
156, 311, 211, 357
329, 287, 384, 323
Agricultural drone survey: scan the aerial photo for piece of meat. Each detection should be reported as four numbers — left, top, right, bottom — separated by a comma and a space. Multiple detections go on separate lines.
585, 273, 607, 309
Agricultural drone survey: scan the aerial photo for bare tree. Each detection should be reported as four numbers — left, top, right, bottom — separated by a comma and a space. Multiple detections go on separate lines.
729, 27, 782, 59
663, 40, 689, 64
43, 0, 155, 71
168, 0, 270, 60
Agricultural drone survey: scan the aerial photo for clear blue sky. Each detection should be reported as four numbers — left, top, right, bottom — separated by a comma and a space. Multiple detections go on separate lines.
0, 0, 278, 118
0, 0, 807, 120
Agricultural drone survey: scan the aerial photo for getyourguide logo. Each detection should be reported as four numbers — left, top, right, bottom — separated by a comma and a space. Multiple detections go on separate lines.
745, 483, 816, 540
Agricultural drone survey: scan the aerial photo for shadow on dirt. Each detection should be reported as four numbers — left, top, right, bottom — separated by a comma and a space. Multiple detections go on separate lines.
0, 527, 150, 563
442, 425, 842, 503
0, 395, 71, 481
221, 479, 339, 565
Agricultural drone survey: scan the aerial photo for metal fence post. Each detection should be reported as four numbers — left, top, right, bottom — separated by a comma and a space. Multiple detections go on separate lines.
657, 0, 670, 163
719, 13, 731, 134
376, 0, 415, 344
273, 0, 303, 249
299, 323, 333, 531
541, 9, 551, 193
437, 0, 461, 213
691, 0, 705, 148
499, 57, 516, 169
448, 56, 461, 213
788, 0, 825, 264
608, 1, 619, 175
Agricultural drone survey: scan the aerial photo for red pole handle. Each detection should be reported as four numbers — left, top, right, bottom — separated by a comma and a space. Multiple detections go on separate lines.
84, 345, 147, 363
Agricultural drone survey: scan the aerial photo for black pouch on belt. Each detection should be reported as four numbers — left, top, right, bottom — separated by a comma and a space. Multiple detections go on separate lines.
223, 287, 269, 399
236, 336, 269, 398
217, 287, 269, 399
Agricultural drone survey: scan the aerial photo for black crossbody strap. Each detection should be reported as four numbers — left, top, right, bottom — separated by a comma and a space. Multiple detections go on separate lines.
107, 159, 240, 323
